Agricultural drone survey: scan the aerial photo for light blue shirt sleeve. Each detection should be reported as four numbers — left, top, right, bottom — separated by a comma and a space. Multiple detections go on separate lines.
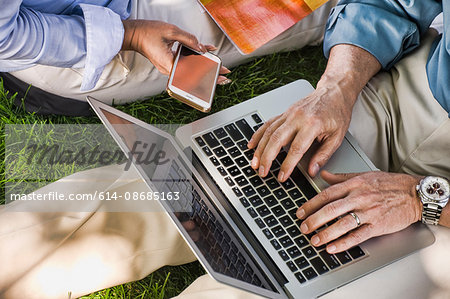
323, 0, 450, 116
0, 0, 131, 91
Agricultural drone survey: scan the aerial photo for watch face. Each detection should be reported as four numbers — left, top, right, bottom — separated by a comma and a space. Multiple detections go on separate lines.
420, 176, 450, 202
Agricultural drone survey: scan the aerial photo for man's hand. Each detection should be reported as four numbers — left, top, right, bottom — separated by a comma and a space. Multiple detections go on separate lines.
122, 20, 230, 83
247, 44, 382, 181
297, 171, 423, 253
247, 84, 353, 182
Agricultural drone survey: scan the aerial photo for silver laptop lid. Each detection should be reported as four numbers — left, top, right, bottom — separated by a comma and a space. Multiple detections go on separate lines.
87, 96, 288, 299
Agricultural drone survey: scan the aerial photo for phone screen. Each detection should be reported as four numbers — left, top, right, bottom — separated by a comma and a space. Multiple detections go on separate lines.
172, 47, 219, 104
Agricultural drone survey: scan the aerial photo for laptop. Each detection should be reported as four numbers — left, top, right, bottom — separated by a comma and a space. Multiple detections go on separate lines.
87, 79, 434, 298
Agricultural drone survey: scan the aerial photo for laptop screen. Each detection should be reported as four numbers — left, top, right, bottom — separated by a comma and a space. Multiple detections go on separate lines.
98, 107, 282, 297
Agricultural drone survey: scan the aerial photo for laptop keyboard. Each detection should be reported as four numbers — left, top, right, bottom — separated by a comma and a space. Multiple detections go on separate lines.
194, 113, 365, 284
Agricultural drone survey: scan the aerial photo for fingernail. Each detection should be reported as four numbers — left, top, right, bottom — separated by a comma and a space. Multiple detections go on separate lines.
223, 67, 231, 74
251, 156, 258, 168
311, 235, 320, 246
327, 245, 336, 253
300, 222, 308, 233
218, 78, 232, 85
311, 163, 320, 176
259, 165, 265, 177
198, 44, 206, 53
296, 208, 305, 219
278, 171, 285, 182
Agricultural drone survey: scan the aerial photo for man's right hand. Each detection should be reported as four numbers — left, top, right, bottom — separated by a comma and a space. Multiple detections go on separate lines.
248, 44, 382, 181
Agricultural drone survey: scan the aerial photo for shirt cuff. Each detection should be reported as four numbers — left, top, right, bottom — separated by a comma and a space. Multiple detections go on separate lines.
79, 4, 124, 91
323, 4, 420, 70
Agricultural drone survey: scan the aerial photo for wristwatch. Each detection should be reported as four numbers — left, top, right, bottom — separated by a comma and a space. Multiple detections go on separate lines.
416, 176, 450, 225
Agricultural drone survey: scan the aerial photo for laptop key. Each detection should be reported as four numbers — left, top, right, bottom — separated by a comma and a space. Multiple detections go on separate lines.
286, 261, 297, 272
279, 215, 294, 227
210, 156, 220, 166
228, 147, 241, 158
260, 196, 276, 208
251, 113, 263, 124
270, 160, 280, 171
255, 218, 265, 229
202, 146, 213, 156
249, 195, 263, 207
279, 236, 294, 248
264, 215, 279, 227
288, 208, 299, 220
281, 178, 295, 190
220, 156, 233, 167
256, 186, 270, 197
257, 205, 271, 217
237, 140, 248, 151
243, 166, 256, 177
235, 119, 254, 140
274, 188, 288, 199
291, 167, 317, 199
275, 151, 287, 164
348, 246, 365, 259
286, 226, 301, 238
294, 236, 308, 248
278, 250, 289, 261
335, 251, 352, 264
221, 137, 234, 148
195, 136, 206, 147
202, 132, 220, 148
243, 186, 257, 197
272, 205, 284, 217
287, 246, 302, 259
239, 197, 250, 208
302, 246, 317, 259
232, 187, 243, 197
295, 256, 310, 269
271, 225, 286, 238
288, 188, 302, 200
225, 123, 244, 141
235, 156, 248, 167
225, 177, 234, 186
295, 272, 307, 284
319, 251, 341, 269
243, 150, 254, 161
262, 228, 274, 239
266, 178, 281, 190
281, 198, 295, 210
213, 146, 227, 157
235, 176, 248, 187
247, 207, 257, 218
249, 176, 264, 187
302, 267, 318, 280
217, 166, 227, 176
310, 257, 329, 275
213, 128, 228, 139
227, 166, 241, 177
271, 239, 282, 250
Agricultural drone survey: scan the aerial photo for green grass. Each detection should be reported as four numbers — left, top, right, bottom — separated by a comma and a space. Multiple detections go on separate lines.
0, 45, 326, 298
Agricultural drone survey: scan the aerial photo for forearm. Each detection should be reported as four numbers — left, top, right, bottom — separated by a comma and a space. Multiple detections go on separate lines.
317, 44, 381, 107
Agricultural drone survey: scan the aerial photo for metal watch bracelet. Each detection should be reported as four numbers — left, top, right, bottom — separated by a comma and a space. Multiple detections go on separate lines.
422, 203, 443, 225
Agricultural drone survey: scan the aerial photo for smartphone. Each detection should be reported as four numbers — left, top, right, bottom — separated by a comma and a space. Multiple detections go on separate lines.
167, 44, 222, 113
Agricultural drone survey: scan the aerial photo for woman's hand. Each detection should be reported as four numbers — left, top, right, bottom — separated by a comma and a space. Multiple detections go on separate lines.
297, 171, 423, 253
122, 20, 230, 83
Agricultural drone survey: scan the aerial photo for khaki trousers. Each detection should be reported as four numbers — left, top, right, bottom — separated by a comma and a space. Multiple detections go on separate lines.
2, 18, 449, 299
9, 0, 336, 104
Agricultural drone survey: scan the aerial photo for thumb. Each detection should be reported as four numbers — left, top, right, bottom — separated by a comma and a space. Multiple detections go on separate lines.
320, 170, 362, 185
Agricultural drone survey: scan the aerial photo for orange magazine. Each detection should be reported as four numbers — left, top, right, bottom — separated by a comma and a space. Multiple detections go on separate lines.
199, 0, 328, 54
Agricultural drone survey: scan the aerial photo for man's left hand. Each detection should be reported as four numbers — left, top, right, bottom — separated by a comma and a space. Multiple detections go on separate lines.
297, 171, 423, 253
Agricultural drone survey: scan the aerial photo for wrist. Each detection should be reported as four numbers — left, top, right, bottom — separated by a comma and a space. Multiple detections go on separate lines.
122, 20, 139, 51
316, 72, 360, 106
413, 176, 425, 223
